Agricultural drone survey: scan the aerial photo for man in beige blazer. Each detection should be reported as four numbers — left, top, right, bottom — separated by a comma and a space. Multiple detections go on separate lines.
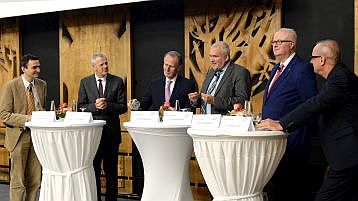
0, 54, 47, 201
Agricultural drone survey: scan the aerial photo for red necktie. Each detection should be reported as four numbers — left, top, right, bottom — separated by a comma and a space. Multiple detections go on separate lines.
267, 64, 284, 96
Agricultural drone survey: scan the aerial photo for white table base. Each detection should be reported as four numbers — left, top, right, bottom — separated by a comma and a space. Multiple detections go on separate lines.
29, 122, 103, 201
125, 123, 194, 201
188, 130, 286, 201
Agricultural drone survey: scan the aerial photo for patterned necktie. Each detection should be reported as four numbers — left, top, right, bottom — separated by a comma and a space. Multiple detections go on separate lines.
201, 70, 223, 114
207, 70, 223, 94
267, 64, 284, 96
165, 80, 172, 102
98, 79, 104, 98
27, 83, 36, 115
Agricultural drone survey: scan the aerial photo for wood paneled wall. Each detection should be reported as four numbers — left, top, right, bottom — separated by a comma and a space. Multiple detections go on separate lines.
185, 0, 281, 114
59, 5, 133, 194
59, 5, 132, 105
184, 0, 281, 199
0, 18, 20, 183
0, 18, 20, 92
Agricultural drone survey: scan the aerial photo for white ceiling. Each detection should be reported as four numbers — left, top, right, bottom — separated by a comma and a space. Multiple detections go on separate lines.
0, 0, 152, 19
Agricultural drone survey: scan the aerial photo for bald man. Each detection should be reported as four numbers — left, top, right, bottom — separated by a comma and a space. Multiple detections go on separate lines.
257, 39, 358, 201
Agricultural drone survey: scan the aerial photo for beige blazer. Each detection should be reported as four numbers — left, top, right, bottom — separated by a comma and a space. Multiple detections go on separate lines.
0, 76, 47, 152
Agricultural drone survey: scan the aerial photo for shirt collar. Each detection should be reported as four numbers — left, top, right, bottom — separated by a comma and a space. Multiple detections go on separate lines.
165, 75, 178, 83
281, 52, 296, 68
95, 74, 107, 81
21, 75, 35, 90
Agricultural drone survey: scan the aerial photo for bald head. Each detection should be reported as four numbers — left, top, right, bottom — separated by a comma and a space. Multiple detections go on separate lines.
315, 39, 342, 63
311, 39, 342, 78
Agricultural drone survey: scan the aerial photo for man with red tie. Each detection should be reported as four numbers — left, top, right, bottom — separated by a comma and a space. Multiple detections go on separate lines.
262, 28, 318, 201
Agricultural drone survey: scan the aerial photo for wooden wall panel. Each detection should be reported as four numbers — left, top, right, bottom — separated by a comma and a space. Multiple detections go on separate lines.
59, 5, 132, 194
185, 0, 281, 200
0, 18, 20, 91
0, 19, 20, 182
59, 5, 132, 105
185, 0, 281, 113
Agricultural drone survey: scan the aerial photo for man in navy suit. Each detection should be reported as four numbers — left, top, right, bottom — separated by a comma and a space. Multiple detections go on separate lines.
258, 39, 358, 201
137, 51, 197, 111
78, 52, 127, 201
262, 28, 318, 201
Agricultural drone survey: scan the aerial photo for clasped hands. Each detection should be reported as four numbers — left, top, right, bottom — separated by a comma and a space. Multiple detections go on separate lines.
188, 92, 215, 105
95, 98, 107, 110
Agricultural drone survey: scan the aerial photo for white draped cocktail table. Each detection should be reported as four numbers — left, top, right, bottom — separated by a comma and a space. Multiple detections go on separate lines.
26, 120, 105, 201
187, 128, 287, 201
124, 122, 194, 201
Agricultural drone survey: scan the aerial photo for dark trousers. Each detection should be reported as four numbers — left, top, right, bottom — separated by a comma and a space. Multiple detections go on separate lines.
266, 153, 312, 201
315, 164, 358, 201
94, 128, 120, 201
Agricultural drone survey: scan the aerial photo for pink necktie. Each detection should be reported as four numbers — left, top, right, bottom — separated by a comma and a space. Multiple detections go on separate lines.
165, 80, 172, 102
268, 64, 284, 96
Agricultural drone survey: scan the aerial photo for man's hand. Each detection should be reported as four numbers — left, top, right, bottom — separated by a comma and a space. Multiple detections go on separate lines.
201, 93, 215, 104
95, 98, 107, 110
256, 118, 283, 131
26, 115, 32, 122
188, 92, 199, 104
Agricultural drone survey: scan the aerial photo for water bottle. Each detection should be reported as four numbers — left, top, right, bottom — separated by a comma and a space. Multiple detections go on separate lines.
72, 100, 77, 112
175, 100, 180, 111
50, 100, 55, 111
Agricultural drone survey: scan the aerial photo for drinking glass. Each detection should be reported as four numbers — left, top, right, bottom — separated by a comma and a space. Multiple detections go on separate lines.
129, 99, 141, 111
79, 107, 86, 112
244, 100, 253, 116
252, 113, 262, 125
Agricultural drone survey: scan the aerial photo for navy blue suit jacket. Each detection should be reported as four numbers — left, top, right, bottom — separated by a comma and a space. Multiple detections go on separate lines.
280, 63, 358, 170
262, 54, 318, 154
140, 75, 197, 111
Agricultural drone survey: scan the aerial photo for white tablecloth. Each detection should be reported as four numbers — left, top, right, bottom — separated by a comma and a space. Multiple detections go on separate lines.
124, 122, 194, 201
26, 120, 105, 201
187, 128, 287, 201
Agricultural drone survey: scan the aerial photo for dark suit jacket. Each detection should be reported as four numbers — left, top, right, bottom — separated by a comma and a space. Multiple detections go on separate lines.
0, 76, 47, 152
78, 73, 127, 143
262, 54, 318, 154
280, 63, 358, 171
201, 62, 251, 114
140, 75, 197, 111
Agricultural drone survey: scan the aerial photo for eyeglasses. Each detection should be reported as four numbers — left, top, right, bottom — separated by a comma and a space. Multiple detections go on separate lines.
310, 55, 321, 60
271, 40, 292, 45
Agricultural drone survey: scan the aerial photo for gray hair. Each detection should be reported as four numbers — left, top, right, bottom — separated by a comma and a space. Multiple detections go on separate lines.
211, 41, 230, 57
164, 50, 183, 66
91, 52, 107, 65
277, 28, 297, 43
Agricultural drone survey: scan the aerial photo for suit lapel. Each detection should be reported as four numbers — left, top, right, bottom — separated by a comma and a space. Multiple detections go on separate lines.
160, 77, 166, 102
214, 63, 233, 96
265, 55, 298, 101
104, 74, 111, 98
264, 64, 279, 102
170, 75, 181, 101
15, 77, 28, 112
90, 75, 100, 97
202, 70, 215, 93
33, 79, 44, 108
